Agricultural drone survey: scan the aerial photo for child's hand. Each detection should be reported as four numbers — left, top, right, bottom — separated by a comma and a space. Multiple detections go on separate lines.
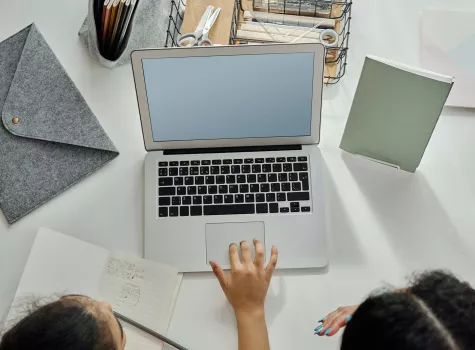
314, 305, 359, 336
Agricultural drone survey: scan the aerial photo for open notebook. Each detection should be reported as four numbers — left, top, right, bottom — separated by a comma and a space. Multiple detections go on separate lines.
4, 228, 183, 350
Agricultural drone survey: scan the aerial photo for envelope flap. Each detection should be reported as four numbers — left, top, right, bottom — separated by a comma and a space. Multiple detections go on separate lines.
1, 24, 117, 153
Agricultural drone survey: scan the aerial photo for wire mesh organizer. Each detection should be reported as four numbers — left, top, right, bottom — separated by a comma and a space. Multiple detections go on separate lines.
165, 0, 352, 84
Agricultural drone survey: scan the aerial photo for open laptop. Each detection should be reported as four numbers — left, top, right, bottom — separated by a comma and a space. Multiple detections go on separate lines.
131, 43, 327, 272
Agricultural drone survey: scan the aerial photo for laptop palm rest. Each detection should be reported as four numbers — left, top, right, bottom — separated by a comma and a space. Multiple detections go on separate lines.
205, 222, 265, 267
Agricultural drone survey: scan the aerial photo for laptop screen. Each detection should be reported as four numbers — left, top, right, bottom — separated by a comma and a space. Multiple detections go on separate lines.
142, 52, 315, 142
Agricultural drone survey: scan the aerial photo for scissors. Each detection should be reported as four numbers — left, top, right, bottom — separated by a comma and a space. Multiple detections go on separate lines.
178, 6, 221, 47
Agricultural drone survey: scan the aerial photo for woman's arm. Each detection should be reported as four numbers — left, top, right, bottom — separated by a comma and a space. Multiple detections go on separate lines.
210, 240, 278, 350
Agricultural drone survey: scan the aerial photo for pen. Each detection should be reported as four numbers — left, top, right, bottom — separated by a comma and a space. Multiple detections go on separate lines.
113, 311, 189, 350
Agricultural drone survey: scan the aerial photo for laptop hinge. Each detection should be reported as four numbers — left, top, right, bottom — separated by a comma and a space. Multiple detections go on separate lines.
163, 144, 302, 156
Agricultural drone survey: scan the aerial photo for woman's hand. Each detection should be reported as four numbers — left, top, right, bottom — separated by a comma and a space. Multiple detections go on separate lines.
210, 239, 278, 314
315, 305, 359, 336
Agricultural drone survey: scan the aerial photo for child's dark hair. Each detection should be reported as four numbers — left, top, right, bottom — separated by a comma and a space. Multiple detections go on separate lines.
341, 270, 475, 349
0, 297, 116, 350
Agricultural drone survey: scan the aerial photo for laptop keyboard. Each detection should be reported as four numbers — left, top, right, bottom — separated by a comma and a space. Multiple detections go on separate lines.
157, 156, 312, 217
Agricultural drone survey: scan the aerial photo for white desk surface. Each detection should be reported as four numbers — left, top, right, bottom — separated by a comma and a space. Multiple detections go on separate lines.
1, 0, 475, 349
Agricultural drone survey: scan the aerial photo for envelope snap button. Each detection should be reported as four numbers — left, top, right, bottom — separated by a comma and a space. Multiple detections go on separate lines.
12, 117, 19, 125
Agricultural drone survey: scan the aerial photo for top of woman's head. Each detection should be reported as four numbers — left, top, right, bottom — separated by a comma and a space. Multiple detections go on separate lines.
0, 295, 125, 350
342, 270, 475, 350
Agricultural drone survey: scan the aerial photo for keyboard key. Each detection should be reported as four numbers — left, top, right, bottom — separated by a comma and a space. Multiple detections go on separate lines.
294, 163, 308, 171
235, 194, 244, 203
159, 168, 168, 176
237, 175, 246, 183
283, 163, 293, 172
224, 195, 233, 203
270, 203, 279, 213
159, 197, 171, 206
278, 173, 288, 182
190, 167, 199, 175
289, 173, 298, 181
258, 174, 267, 183
226, 175, 236, 184
252, 165, 262, 173
271, 183, 280, 192
180, 161, 190, 166
262, 164, 272, 172
291, 207, 300, 212
300, 172, 309, 190
191, 160, 200, 165
221, 166, 230, 174
233, 159, 243, 164
185, 177, 194, 185
158, 161, 168, 167
287, 192, 310, 201
277, 193, 286, 201
231, 165, 241, 174
219, 185, 228, 194
202, 160, 211, 165
272, 164, 282, 172
208, 185, 218, 194
282, 183, 291, 191
159, 177, 173, 186
216, 176, 226, 184
173, 177, 184, 186
268, 174, 277, 182
260, 184, 270, 192
170, 161, 179, 166
187, 186, 197, 195
266, 158, 275, 163
172, 197, 181, 205
301, 206, 311, 212
245, 194, 255, 203
190, 206, 203, 216
242, 165, 251, 174
159, 207, 168, 217
182, 196, 192, 205
266, 193, 276, 202
195, 176, 205, 185
256, 203, 268, 213
287, 157, 296, 162
247, 174, 257, 183
198, 186, 207, 194
211, 166, 220, 174
298, 156, 307, 161
180, 206, 189, 216
200, 167, 210, 175
280, 207, 290, 213
292, 182, 302, 191
277, 157, 286, 162
169, 207, 179, 217
193, 196, 202, 205
214, 195, 223, 204
229, 185, 239, 193
290, 202, 300, 208
203, 195, 213, 204
169, 167, 178, 176
212, 160, 222, 165
179, 167, 188, 176
223, 159, 232, 164
240, 184, 249, 193
250, 184, 260, 193
245, 158, 254, 164
159, 187, 175, 196
256, 194, 265, 202
204, 204, 255, 215
177, 186, 187, 195
205, 176, 215, 185
255, 158, 265, 163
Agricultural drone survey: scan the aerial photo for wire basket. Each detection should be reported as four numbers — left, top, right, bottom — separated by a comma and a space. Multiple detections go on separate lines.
165, 0, 351, 84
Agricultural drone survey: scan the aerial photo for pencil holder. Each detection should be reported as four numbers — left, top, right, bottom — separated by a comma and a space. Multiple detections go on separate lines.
78, 0, 184, 68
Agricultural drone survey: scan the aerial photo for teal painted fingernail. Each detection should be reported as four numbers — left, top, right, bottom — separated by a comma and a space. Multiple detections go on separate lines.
314, 324, 323, 333
318, 317, 326, 322
324, 328, 332, 335
346, 315, 352, 323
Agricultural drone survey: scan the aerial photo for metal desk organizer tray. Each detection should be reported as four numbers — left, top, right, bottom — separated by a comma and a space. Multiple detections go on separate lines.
0, 24, 119, 224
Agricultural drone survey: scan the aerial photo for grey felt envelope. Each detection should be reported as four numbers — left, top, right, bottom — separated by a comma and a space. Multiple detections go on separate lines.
0, 24, 119, 224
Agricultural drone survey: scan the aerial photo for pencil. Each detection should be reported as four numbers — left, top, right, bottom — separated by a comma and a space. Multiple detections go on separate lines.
113, 311, 189, 350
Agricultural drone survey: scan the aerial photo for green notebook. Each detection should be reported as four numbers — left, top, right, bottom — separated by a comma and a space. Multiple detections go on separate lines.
340, 56, 454, 172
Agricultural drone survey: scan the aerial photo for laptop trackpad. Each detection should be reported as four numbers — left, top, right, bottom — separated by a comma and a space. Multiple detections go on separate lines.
206, 222, 265, 267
